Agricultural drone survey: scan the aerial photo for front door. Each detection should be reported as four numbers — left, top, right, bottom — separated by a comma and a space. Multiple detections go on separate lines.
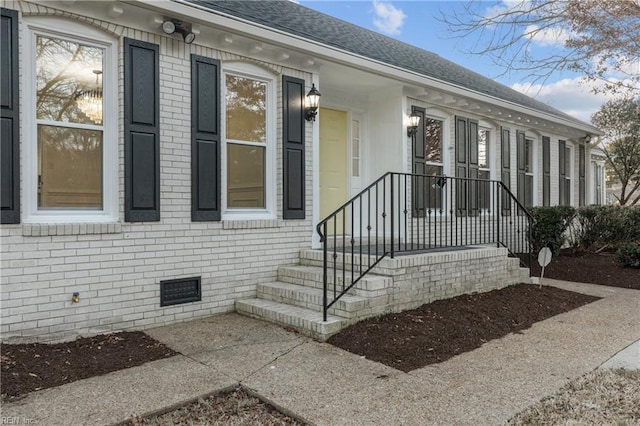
319, 107, 348, 230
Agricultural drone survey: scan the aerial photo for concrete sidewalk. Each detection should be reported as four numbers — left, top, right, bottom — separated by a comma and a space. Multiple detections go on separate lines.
2, 280, 639, 425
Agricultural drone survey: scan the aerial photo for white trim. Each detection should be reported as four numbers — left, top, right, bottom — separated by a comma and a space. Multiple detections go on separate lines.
221, 63, 277, 221
311, 74, 321, 249
22, 17, 118, 224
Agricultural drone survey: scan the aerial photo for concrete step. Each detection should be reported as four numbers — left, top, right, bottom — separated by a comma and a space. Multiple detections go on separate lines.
277, 264, 392, 296
235, 298, 348, 341
257, 281, 378, 319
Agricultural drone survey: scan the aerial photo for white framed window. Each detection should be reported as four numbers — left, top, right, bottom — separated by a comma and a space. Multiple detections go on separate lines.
524, 137, 535, 208
591, 160, 605, 205
478, 127, 492, 211
563, 142, 575, 206
23, 18, 118, 223
222, 63, 276, 220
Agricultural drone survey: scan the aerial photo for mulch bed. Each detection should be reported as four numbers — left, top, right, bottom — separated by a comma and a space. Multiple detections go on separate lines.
129, 388, 305, 426
328, 284, 600, 372
1, 331, 177, 402
530, 249, 640, 290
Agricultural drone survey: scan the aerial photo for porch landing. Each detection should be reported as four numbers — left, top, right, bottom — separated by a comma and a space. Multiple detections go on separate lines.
236, 245, 530, 340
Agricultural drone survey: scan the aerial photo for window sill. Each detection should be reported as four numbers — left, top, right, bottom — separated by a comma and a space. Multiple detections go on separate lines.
22, 223, 122, 237
222, 219, 282, 230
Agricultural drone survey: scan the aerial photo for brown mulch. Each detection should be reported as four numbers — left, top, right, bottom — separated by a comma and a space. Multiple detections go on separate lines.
328, 284, 600, 372
129, 388, 305, 426
530, 249, 640, 290
1, 331, 177, 402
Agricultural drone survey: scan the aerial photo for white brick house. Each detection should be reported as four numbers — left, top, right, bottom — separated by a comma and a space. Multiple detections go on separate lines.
1, 1, 603, 342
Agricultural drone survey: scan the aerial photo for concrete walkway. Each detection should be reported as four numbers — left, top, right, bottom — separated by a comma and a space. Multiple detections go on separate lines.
2, 280, 639, 425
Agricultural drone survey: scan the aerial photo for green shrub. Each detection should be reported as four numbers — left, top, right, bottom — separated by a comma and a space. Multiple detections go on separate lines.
529, 206, 576, 256
615, 242, 640, 268
622, 205, 640, 242
572, 205, 640, 251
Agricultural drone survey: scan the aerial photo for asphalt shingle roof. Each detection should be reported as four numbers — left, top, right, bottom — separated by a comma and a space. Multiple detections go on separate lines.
185, 0, 590, 127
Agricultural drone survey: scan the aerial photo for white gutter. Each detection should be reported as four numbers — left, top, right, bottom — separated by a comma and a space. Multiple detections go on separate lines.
132, 0, 601, 135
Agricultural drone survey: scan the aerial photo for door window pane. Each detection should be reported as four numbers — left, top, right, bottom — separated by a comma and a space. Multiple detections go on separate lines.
352, 120, 360, 177
227, 143, 265, 208
36, 36, 104, 125
38, 125, 103, 209
225, 75, 266, 143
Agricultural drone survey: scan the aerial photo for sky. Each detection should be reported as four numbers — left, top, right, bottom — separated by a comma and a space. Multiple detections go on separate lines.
297, 0, 620, 124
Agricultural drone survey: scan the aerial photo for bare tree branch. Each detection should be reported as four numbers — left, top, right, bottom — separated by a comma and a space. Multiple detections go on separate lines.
439, 0, 640, 95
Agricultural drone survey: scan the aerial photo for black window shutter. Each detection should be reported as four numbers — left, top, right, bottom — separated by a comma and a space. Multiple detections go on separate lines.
124, 38, 160, 222
455, 116, 468, 214
191, 55, 221, 221
516, 130, 526, 206
542, 136, 550, 206
411, 106, 426, 217
282, 76, 306, 219
579, 144, 586, 206
1, 8, 20, 224
468, 119, 479, 215
500, 127, 511, 215
559, 140, 566, 205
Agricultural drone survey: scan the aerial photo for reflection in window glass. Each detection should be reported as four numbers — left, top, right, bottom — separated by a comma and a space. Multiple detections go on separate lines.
525, 139, 534, 173
227, 144, 265, 208
36, 35, 105, 211
424, 118, 442, 163
225, 75, 266, 143
36, 36, 103, 125
38, 125, 103, 209
479, 129, 489, 169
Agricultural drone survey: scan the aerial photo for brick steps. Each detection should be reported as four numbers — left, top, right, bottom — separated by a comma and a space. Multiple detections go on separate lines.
235, 298, 348, 340
257, 281, 388, 319
278, 264, 391, 296
236, 246, 531, 341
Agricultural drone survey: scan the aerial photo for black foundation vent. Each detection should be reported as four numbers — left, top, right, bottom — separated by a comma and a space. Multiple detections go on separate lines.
160, 276, 201, 307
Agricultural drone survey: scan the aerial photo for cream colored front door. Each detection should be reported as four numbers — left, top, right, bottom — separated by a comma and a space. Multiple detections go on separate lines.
319, 107, 348, 230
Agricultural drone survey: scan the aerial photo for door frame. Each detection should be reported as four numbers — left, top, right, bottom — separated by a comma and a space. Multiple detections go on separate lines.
312, 103, 362, 248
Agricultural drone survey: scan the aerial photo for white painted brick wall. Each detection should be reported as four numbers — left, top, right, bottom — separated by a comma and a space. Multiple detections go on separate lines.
1, 3, 314, 342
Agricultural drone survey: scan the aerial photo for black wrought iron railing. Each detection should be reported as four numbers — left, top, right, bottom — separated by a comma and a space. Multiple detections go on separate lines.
316, 172, 533, 321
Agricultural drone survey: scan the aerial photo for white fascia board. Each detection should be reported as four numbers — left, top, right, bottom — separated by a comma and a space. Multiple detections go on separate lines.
133, 0, 600, 135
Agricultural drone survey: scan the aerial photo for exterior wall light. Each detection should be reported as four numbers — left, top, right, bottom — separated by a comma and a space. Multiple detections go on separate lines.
305, 84, 321, 121
162, 19, 196, 44
584, 134, 592, 143
407, 111, 420, 137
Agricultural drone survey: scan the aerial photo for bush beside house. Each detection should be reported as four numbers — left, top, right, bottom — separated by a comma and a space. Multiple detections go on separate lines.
530, 205, 640, 266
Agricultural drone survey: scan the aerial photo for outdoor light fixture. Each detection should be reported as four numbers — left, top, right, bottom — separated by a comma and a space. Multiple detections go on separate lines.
407, 111, 420, 137
305, 83, 321, 121
584, 134, 592, 143
162, 19, 196, 44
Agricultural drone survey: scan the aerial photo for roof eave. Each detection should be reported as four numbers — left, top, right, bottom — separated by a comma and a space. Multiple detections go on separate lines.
135, 0, 601, 135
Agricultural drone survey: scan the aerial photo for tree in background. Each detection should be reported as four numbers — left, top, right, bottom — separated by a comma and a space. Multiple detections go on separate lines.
591, 97, 640, 205
441, 0, 640, 94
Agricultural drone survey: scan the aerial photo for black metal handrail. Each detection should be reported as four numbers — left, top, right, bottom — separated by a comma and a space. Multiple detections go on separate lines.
316, 172, 534, 321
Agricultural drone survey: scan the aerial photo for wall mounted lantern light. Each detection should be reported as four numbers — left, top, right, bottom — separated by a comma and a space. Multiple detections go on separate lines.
407, 111, 420, 137
162, 19, 196, 44
305, 84, 321, 121
584, 134, 592, 143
